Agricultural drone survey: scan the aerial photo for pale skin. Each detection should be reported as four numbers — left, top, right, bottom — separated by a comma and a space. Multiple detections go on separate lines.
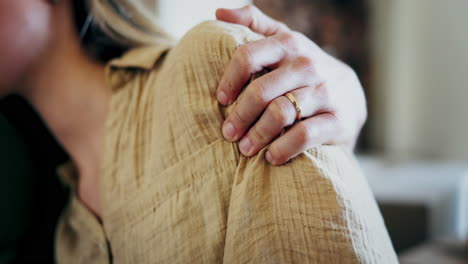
216, 6, 367, 165
0, 1, 366, 218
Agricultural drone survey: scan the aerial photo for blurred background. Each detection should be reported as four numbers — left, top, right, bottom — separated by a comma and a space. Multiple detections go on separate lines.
1, 0, 467, 263
252, 0, 468, 262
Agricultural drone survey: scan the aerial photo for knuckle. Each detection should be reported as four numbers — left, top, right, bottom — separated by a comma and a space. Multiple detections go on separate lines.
269, 97, 294, 126
244, 4, 258, 13
279, 31, 295, 44
279, 31, 303, 52
296, 122, 315, 146
293, 56, 316, 73
235, 45, 254, 69
249, 80, 269, 106
291, 31, 307, 42
231, 108, 250, 126
277, 21, 290, 31
328, 113, 343, 129
314, 82, 331, 105
250, 125, 269, 144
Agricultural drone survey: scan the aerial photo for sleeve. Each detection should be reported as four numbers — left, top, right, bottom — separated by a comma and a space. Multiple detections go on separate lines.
182, 20, 397, 264
223, 147, 398, 264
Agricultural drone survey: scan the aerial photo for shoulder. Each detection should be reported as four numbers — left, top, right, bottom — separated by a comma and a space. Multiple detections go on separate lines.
144, 21, 265, 151
179, 20, 263, 50
105, 21, 265, 157
157, 20, 264, 117
164, 20, 264, 89
106, 21, 263, 92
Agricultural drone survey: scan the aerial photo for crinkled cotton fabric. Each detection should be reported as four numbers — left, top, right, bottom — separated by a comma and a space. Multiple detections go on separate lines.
55, 20, 398, 264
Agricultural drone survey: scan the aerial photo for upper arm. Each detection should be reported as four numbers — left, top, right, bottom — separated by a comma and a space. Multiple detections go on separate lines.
171, 22, 396, 263
223, 146, 397, 264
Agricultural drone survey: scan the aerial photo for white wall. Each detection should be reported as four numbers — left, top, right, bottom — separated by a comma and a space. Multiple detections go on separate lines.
156, 0, 252, 39
370, 0, 468, 162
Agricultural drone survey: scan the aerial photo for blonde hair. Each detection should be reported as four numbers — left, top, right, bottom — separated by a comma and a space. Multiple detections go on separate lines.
79, 0, 174, 61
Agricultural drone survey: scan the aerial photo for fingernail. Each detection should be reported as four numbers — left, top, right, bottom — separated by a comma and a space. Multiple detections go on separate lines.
239, 137, 253, 156
265, 151, 275, 164
222, 122, 236, 141
217, 90, 228, 105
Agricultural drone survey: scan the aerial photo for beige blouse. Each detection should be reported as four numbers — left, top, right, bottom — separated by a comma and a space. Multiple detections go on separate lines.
55, 21, 397, 263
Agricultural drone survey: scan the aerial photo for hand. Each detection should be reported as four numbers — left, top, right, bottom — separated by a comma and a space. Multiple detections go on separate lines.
215, 5, 367, 165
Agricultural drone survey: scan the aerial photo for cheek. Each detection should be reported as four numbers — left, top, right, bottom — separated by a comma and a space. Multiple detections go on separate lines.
0, 1, 51, 94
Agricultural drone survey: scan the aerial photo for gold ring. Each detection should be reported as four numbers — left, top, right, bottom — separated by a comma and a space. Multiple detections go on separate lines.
284, 92, 302, 121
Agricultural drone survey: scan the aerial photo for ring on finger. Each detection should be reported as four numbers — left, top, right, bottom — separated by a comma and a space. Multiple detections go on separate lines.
284, 92, 302, 121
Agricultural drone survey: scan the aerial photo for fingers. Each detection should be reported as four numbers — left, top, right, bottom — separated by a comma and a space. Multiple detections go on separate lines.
216, 36, 286, 105
238, 86, 326, 157
216, 5, 289, 36
216, 5, 297, 106
217, 31, 310, 106
222, 58, 323, 142
265, 113, 341, 166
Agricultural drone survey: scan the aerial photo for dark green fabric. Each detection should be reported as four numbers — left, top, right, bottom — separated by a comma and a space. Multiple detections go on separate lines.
0, 95, 69, 263
0, 115, 39, 263
0, 249, 16, 264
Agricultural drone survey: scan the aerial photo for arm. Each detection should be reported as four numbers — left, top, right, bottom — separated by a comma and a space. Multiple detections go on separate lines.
180, 21, 395, 263
223, 146, 397, 263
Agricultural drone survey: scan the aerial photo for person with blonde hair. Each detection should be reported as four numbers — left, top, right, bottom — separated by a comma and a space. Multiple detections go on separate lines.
0, 0, 396, 263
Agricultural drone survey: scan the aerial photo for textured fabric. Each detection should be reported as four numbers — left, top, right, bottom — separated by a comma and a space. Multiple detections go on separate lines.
55, 20, 398, 263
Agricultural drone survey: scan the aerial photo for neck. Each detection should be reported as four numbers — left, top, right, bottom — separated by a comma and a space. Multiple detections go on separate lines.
20, 44, 110, 180
14, 0, 108, 217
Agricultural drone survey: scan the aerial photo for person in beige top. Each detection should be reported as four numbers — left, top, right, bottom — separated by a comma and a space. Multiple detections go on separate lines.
0, 0, 396, 263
